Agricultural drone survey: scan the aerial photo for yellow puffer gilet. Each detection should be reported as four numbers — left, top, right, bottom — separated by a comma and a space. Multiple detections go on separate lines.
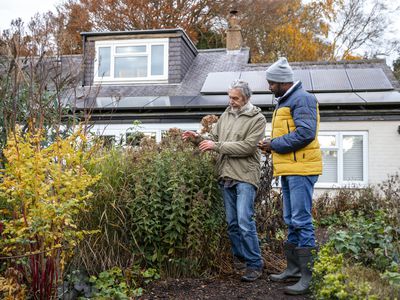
271, 106, 323, 176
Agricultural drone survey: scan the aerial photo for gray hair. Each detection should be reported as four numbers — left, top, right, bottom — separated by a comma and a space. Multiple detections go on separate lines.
229, 80, 252, 100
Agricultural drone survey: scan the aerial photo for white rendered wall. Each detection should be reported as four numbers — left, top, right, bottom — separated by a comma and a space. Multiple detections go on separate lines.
91, 120, 400, 188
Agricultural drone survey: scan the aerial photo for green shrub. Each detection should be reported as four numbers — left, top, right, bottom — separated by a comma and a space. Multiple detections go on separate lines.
329, 210, 397, 272
314, 173, 400, 233
312, 244, 377, 300
312, 176, 400, 299
73, 128, 228, 278
126, 129, 226, 277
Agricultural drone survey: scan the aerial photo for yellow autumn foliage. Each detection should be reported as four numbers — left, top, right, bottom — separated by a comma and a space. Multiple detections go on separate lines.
245, 0, 337, 63
0, 127, 101, 298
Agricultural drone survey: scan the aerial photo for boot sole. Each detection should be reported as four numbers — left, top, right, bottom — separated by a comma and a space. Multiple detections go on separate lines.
284, 288, 310, 295
241, 276, 261, 282
270, 276, 301, 283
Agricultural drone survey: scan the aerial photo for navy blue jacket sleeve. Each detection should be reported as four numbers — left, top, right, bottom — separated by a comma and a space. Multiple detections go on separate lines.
271, 93, 318, 154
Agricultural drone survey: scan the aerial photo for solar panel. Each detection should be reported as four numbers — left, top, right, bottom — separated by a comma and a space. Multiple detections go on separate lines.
346, 68, 393, 91
92, 96, 156, 109
250, 94, 275, 106
314, 93, 365, 105
310, 69, 352, 92
64, 96, 88, 109
144, 96, 195, 108
200, 72, 241, 94
187, 95, 230, 108
239, 71, 269, 93
356, 91, 400, 104
96, 97, 116, 108
293, 70, 312, 91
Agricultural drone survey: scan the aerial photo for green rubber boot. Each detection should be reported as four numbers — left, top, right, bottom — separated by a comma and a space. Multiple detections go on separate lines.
284, 247, 315, 295
270, 242, 301, 282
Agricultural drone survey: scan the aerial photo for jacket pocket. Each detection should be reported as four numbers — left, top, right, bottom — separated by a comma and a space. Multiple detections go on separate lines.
273, 152, 296, 165
297, 148, 322, 162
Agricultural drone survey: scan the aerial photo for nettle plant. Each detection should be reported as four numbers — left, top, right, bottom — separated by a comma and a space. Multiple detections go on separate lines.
127, 129, 227, 276
0, 127, 101, 299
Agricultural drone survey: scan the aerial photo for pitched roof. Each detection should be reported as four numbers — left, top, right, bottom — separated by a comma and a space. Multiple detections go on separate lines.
61, 29, 399, 122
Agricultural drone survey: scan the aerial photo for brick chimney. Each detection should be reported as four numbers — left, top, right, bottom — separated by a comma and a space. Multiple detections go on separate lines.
226, 9, 242, 53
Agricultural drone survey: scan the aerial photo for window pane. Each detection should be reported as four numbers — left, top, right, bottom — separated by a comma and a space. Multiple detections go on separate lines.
98, 47, 111, 77
116, 46, 146, 53
151, 45, 164, 76
319, 150, 338, 183
343, 135, 363, 181
318, 135, 336, 147
114, 56, 147, 78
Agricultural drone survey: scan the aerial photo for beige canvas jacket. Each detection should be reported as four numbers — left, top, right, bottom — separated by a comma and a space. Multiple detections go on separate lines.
209, 104, 266, 188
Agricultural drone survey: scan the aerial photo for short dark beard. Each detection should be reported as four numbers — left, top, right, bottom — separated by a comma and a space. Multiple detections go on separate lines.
275, 83, 293, 97
273, 85, 285, 97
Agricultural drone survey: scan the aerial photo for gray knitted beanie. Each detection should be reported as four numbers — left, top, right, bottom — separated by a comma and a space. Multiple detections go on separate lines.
265, 57, 294, 83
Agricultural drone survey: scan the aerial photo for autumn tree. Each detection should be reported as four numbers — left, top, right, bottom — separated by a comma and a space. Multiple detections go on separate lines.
329, 0, 400, 60
51, 3, 93, 55
234, 0, 336, 62
55, 0, 227, 53
2, 0, 399, 62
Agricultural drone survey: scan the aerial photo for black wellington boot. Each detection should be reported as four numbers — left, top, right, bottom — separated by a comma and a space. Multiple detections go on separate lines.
270, 242, 301, 282
284, 247, 315, 295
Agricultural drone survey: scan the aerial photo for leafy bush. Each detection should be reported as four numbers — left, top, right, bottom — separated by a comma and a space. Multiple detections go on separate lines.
313, 243, 399, 299
312, 175, 400, 299
88, 266, 149, 299
127, 129, 227, 276
312, 244, 376, 299
330, 210, 397, 272
0, 127, 100, 299
73, 128, 228, 278
314, 173, 400, 230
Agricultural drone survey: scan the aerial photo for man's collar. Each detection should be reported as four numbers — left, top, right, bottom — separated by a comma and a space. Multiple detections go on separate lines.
275, 81, 301, 102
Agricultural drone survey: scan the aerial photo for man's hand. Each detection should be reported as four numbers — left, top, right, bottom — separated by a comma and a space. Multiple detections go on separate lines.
182, 130, 198, 141
257, 138, 272, 154
199, 140, 215, 152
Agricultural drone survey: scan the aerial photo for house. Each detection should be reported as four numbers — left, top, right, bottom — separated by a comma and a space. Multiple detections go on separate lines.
64, 23, 400, 190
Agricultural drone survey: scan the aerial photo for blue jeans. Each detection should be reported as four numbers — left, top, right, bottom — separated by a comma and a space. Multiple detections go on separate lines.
281, 175, 318, 247
220, 181, 263, 269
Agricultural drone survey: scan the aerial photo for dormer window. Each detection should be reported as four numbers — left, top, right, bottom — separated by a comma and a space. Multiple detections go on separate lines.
94, 38, 168, 84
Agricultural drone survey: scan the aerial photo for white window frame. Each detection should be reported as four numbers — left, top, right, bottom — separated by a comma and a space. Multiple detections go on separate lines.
94, 38, 169, 84
317, 131, 368, 188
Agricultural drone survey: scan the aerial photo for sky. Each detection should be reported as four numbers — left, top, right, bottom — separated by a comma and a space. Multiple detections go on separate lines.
0, 0, 61, 31
0, 0, 398, 66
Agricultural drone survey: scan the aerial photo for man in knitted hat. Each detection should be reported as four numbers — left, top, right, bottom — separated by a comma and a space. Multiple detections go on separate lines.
258, 57, 322, 295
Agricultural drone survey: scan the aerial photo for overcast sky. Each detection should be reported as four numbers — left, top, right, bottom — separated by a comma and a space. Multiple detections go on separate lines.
0, 0, 61, 31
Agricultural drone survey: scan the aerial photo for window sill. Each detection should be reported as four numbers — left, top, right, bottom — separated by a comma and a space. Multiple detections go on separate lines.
315, 182, 368, 189
93, 79, 169, 85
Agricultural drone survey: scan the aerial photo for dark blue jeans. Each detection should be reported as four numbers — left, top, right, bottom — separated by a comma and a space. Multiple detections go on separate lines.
281, 175, 318, 247
220, 182, 263, 269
